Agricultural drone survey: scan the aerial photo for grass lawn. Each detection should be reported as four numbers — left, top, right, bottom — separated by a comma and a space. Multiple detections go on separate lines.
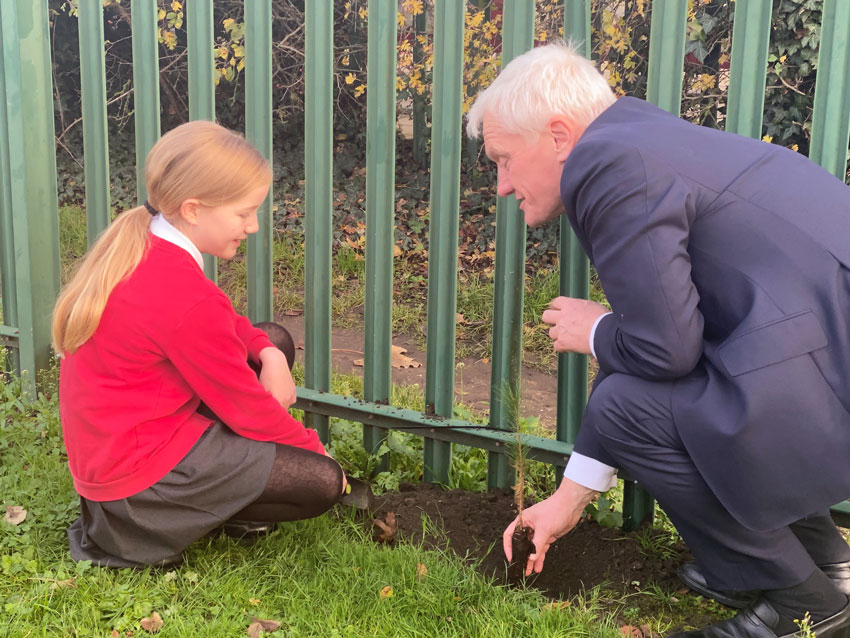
0, 373, 629, 638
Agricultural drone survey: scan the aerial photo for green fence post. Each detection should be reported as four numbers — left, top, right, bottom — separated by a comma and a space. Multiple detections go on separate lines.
423, 0, 464, 485
810, 0, 850, 182
556, 0, 591, 482
363, 0, 398, 470
187, 0, 218, 281
304, 0, 334, 444
626, 0, 689, 528
646, 0, 687, 116
78, 0, 110, 245
0, 0, 61, 388
245, 0, 273, 323
0, 0, 28, 377
487, 0, 533, 490
725, 0, 772, 138
131, 0, 160, 203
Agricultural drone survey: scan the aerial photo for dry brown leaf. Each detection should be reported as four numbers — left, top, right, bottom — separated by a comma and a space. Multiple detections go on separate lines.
391, 345, 421, 369
4, 505, 27, 526
246, 622, 263, 638
111, 631, 120, 637
379, 585, 394, 598
619, 625, 643, 638
249, 618, 281, 632
542, 601, 572, 611
140, 611, 163, 633
372, 511, 397, 543
415, 563, 428, 581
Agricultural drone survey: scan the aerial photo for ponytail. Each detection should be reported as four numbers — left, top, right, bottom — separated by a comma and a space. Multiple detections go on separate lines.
51, 120, 271, 356
52, 206, 152, 355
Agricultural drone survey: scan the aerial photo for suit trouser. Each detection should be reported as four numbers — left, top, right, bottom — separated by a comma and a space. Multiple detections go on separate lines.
576, 372, 850, 592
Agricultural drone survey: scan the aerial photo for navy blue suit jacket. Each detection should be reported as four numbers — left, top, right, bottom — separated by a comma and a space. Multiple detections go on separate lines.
561, 97, 850, 531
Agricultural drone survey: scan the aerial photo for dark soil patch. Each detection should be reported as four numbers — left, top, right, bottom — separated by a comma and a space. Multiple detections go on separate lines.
370, 483, 729, 629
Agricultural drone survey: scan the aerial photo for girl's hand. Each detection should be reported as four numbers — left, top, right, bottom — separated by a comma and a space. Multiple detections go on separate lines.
258, 347, 297, 409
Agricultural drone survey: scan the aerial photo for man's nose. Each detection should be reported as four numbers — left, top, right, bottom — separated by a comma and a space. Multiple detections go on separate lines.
496, 169, 513, 197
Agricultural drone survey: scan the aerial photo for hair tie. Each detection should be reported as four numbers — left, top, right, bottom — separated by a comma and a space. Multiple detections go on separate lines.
143, 201, 158, 216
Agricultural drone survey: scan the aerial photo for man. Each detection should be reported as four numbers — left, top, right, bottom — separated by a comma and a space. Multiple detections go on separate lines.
466, 42, 850, 638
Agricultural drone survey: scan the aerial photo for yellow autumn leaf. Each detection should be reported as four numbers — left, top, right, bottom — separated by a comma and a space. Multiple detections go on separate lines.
345, 72, 356, 85
222, 18, 235, 30
380, 586, 393, 598
762, 135, 773, 144
539, 31, 548, 42
162, 30, 177, 50
157, 8, 166, 21
415, 563, 428, 581
790, 144, 799, 152
393, 244, 402, 257
219, 47, 229, 60
171, 1, 182, 11
358, 6, 368, 20
248, 598, 261, 606
354, 84, 366, 98
341, 55, 350, 66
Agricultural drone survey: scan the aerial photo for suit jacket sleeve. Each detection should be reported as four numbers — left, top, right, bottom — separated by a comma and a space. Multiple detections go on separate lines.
572, 140, 705, 379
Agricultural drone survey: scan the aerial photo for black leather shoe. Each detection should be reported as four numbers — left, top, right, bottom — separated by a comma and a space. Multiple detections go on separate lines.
822, 562, 850, 597
668, 597, 850, 637
679, 561, 850, 608
678, 562, 759, 609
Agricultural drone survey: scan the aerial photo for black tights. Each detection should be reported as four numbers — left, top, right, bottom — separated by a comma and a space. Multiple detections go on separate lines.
232, 322, 343, 523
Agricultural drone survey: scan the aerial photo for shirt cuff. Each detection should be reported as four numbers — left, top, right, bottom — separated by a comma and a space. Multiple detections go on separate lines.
563, 452, 618, 492
589, 312, 612, 359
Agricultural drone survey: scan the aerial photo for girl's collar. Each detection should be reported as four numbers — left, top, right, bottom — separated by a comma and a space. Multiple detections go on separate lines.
149, 214, 205, 270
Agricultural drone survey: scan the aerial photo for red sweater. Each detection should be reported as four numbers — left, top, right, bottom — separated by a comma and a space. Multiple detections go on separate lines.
59, 236, 324, 501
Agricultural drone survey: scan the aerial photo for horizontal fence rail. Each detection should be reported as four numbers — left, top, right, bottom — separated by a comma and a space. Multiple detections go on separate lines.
1, 0, 848, 529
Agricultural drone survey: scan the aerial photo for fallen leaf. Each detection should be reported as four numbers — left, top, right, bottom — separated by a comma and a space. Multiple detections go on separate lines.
249, 617, 281, 632
379, 586, 394, 598
50, 578, 76, 590
542, 601, 572, 611
415, 563, 428, 581
373, 511, 397, 543
247, 622, 263, 638
282, 310, 303, 316
619, 625, 643, 638
140, 611, 163, 633
391, 345, 421, 369
248, 598, 261, 606
111, 631, 120, 638
4, 505, 27, 526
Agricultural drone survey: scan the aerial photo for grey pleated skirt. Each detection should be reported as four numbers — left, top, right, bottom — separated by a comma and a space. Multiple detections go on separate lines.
67, 422, 276, 568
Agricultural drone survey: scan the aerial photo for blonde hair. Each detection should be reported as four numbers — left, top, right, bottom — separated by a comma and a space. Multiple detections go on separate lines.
466, 41, 615, 141
52, 121, 271, 355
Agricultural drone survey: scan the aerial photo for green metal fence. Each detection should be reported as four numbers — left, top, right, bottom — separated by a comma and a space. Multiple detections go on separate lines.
1, 0, 850, 528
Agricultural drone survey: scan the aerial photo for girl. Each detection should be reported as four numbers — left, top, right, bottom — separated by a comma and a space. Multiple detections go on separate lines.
53, 121, 345, 568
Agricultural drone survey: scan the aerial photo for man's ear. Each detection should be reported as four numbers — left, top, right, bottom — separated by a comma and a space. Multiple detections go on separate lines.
548, 117, 579, 162
178, 199, 202, 226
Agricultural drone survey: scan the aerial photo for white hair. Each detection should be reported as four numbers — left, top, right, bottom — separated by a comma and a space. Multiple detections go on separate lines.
466, 41, 616, 141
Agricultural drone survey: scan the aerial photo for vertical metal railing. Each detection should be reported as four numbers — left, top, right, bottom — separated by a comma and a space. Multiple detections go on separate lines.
557, 0, 591, 478
304, 0, 334, 443
810, 0, 850, 181
245, 0, 273, 323
78, 0, 110, 244
363, 0, 398, 471
187, 0, 218, 282
647, 0, 687, 117
725, 0, 772, 138
131, 0, 160, 204
487, 0, 534, 489
423, 0, 465, 484
0, 0, 60, 388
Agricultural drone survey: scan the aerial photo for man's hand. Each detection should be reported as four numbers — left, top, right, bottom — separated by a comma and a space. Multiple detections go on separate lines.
541, 296, 609, 355
503, 477, 599, 576
258, 347, 297, 409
